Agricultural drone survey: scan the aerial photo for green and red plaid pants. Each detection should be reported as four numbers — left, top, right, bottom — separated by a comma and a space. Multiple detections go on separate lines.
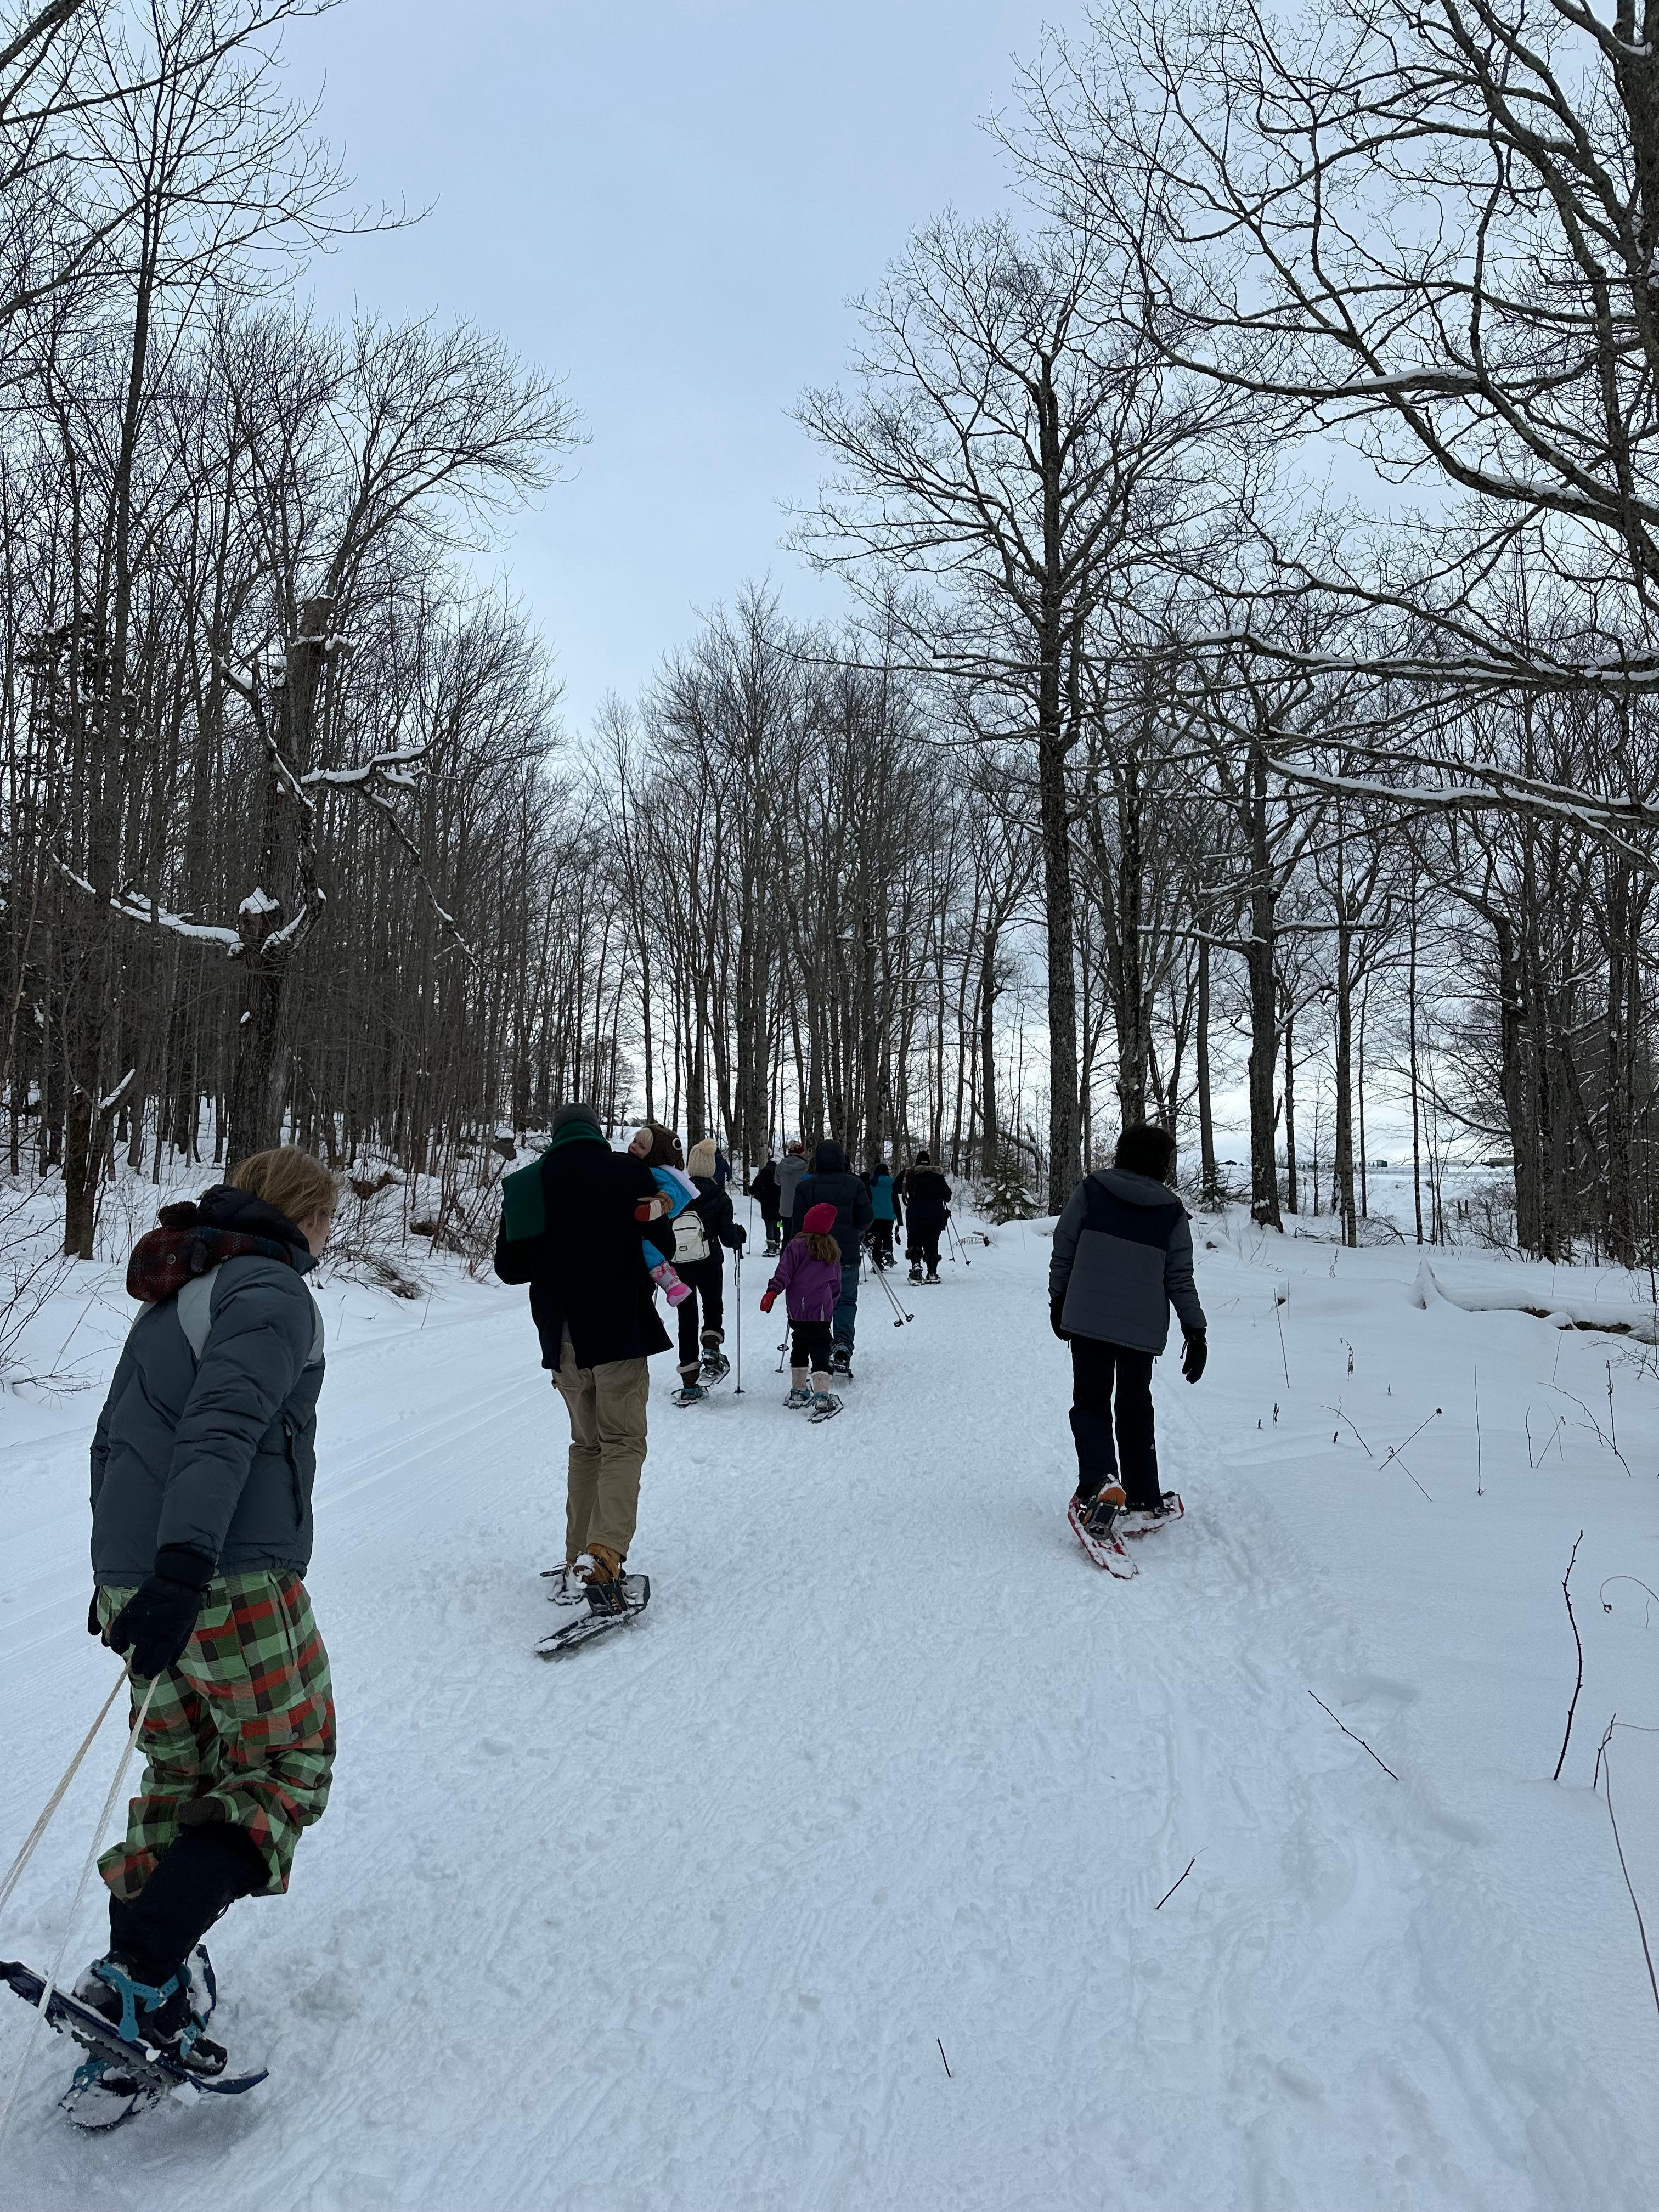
97, 1570, 335, 1901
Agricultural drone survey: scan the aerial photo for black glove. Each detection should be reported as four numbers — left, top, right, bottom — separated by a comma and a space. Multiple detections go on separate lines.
730, 1226, 746, 1249
106, 1547, 213, 1678
87, 1591, 102, 1638
1181, 1330, 1207, 1384
1050, 1298, 1070, 1342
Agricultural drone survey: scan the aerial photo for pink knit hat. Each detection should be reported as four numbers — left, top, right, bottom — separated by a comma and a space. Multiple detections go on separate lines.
803, 1203, 838, 1235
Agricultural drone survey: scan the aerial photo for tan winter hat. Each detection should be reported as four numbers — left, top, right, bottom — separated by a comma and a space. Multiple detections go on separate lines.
686, 1138, 719, 1180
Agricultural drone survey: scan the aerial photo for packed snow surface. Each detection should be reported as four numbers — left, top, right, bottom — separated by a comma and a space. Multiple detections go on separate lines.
2, 1198, 1658, 2209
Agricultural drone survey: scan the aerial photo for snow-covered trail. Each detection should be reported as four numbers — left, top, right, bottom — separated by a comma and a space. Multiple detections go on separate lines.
3, 1217, 1657, 2209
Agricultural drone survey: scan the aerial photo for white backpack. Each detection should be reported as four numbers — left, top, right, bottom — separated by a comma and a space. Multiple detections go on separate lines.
672, 1207, 711, 1265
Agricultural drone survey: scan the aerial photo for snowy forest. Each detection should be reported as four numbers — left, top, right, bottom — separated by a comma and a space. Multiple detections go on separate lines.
4, 0, 1658, 1260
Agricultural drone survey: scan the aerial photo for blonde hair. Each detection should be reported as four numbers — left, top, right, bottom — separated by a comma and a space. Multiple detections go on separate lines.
686, 1137, 718, 1180
229, 1146, 339, 1229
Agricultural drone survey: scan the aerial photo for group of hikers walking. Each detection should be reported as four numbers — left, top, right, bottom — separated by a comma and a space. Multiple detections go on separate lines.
34, 1109, 1205, 2121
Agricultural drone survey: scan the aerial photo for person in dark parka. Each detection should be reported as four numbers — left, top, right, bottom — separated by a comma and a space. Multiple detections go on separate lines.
749, 1154, 784, 1256
495, 1103, 673, 1611
788, 1140, 873, 1367
78, 1147, 338, 2085
1048, 1122, 1207, 1537
903, 1152, 952, 1283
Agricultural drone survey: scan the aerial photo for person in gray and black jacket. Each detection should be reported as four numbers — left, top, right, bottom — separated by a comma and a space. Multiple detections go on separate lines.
1048, 1123, 1206, 1534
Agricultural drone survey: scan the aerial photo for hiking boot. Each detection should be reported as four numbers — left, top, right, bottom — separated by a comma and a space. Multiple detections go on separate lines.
829, 1344, 852, 1377
785, 1384, 814, 1409
908, 1265, 923, 1285
72, 1950, 227, 2078
583, 1545, 629, 1617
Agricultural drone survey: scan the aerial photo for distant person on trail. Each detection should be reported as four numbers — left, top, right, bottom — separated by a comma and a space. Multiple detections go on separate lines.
760, 1201, 845, 1421
903, 1152, 952, 1284
713, 1146, 732, 1190
749, 1153, 784, 1256
864, 1160, 900, 1269
626, 1121, 697, 1305
495, 1102, 673, 1619
788, 1141, 874, 1375
776, 1141, 809, 1229
77, 1147, 338, 2094
1048, 1122, 1207, 1547
670, 1137, 746, 1403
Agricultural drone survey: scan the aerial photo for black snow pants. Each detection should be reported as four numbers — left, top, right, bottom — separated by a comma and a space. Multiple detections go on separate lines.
1069, 1338, 1160, 1511
908, 1221, 943, 1274
676, 1254, 726, 1381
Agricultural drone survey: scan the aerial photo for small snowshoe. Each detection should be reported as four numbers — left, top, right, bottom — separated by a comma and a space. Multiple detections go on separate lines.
1118, 1492, 1185, 1538
671, 1382, 708, 1407
828, 1345, 853, 1380
699, 1348, 731, 1384
1, 1953, 265, 2132
536, 1574, 650, 1658
808, 1390, 843, 1424
1067, 1492, 1137, 1578
784, 1385, 814, 1409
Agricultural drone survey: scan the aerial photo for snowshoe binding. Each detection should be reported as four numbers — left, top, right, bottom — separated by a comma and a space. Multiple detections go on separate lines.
536, 1572, 650, 1658
828, 1345, 853, 1381
1067, 1489, 1137, 1578
784, 1384, 814, 1409
808, 1390, 843, 1424
699, 1345, 731, 1384
671, 1382, 708, 1407
541, 1560, 591, 1605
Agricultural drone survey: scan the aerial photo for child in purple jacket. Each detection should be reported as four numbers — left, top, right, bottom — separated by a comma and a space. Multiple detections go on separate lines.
760, 1203, 844, 1419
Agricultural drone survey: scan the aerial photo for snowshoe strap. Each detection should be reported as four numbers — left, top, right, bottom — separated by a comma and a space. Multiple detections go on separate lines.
92, 1958, 183, 2049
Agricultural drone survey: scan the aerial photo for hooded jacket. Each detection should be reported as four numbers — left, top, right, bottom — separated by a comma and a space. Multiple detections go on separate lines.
789, 1142, 874, 1251
749, 1160, 782, 1218
91, 1187, 326, 1584
1048, 1168, 1206, 1355
495, 1131, 673, 1368
767, 1236, 844, 1323
902, 1164, 951, 1228
776, 1150, 809, 1220
865, 1168, 899, 1224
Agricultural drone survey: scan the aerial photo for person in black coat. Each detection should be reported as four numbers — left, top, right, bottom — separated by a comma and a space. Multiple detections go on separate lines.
749, 1155, 783, 1255
789, 1140, 873, 1367
495, 1103, 672, 1610
674, 1138, 746, 1397
904, 1152, 952, 1283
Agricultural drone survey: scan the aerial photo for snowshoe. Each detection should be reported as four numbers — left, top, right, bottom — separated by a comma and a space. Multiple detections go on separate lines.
924, 1271, 941, 1284
699, 1348, 731, 1384
908, 1265, 923, 1285
536, 1574, 650, 1658
828, 1345, 853, 1379
808, 1390, 843, 1424
1118, 1492, 1185, 1538
1066, 1493, 1137, 1578
764, 1241, 781, 1258
671, 1383, 708, 1407
541, 1561, 591, 1605
784, 1385, 814, 1409
1, 1955, 265, 2132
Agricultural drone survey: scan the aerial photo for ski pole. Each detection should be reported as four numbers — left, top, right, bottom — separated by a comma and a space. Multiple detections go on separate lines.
874, 1261, 913, 1326
732, 1248, 744, 1396
949, 1215, 970, 1267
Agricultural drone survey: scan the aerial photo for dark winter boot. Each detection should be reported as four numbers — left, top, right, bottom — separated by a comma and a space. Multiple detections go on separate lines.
829, 1343, 852, 1379
908, 1262, 923, 1285
72, 1949, 227, 2077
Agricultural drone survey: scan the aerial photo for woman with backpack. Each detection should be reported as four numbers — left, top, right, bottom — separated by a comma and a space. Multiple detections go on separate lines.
671, 1137, 747, 1403
75, 1147, 337, 2106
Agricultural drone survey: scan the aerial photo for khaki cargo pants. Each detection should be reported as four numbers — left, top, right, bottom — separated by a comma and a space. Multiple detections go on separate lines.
555, 1338, 650, 1564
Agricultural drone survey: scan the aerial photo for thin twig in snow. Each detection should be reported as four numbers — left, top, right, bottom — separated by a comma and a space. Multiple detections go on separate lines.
1274, 1287, 1291, 1388
1324, 1402, 1374, 1455
1155, 1858, 1198, 1909
1600, 1576, 1659, 1628
1553, 1532, 1586, 1782
1309, 1691, 1399, 1780
1474, 1365, 1483, 1496
936, 2038, 952, 2079
1595, 1719, 1659, 2027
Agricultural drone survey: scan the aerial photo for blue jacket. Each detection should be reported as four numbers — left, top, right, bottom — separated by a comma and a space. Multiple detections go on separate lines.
92, 1203, 325, 1584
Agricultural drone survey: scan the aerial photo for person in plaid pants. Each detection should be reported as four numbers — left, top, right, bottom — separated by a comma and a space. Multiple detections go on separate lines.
78, 1147, 340, 2081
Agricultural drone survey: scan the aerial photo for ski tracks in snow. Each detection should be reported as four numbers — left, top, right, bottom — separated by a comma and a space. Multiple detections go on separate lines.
2, 1240, 1654, 2209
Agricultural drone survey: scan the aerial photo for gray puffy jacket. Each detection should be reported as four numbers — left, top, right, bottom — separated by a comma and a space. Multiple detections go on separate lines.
1049, 1169, 1206, 1355
91, 1254, 326, 1584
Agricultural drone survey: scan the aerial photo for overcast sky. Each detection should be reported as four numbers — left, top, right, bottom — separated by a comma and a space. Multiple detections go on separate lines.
283, 1, 1088, 733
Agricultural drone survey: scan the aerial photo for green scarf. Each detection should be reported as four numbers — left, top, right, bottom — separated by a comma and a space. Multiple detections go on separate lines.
502, 1117, 604, 1242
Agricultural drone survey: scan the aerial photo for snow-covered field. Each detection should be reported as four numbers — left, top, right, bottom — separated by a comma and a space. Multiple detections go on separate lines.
2, 1185, 1657, 2209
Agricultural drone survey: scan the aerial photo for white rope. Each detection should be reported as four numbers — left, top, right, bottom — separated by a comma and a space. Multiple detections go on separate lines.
0, 1666, 132, 1923
0, 1671, 156, 2147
